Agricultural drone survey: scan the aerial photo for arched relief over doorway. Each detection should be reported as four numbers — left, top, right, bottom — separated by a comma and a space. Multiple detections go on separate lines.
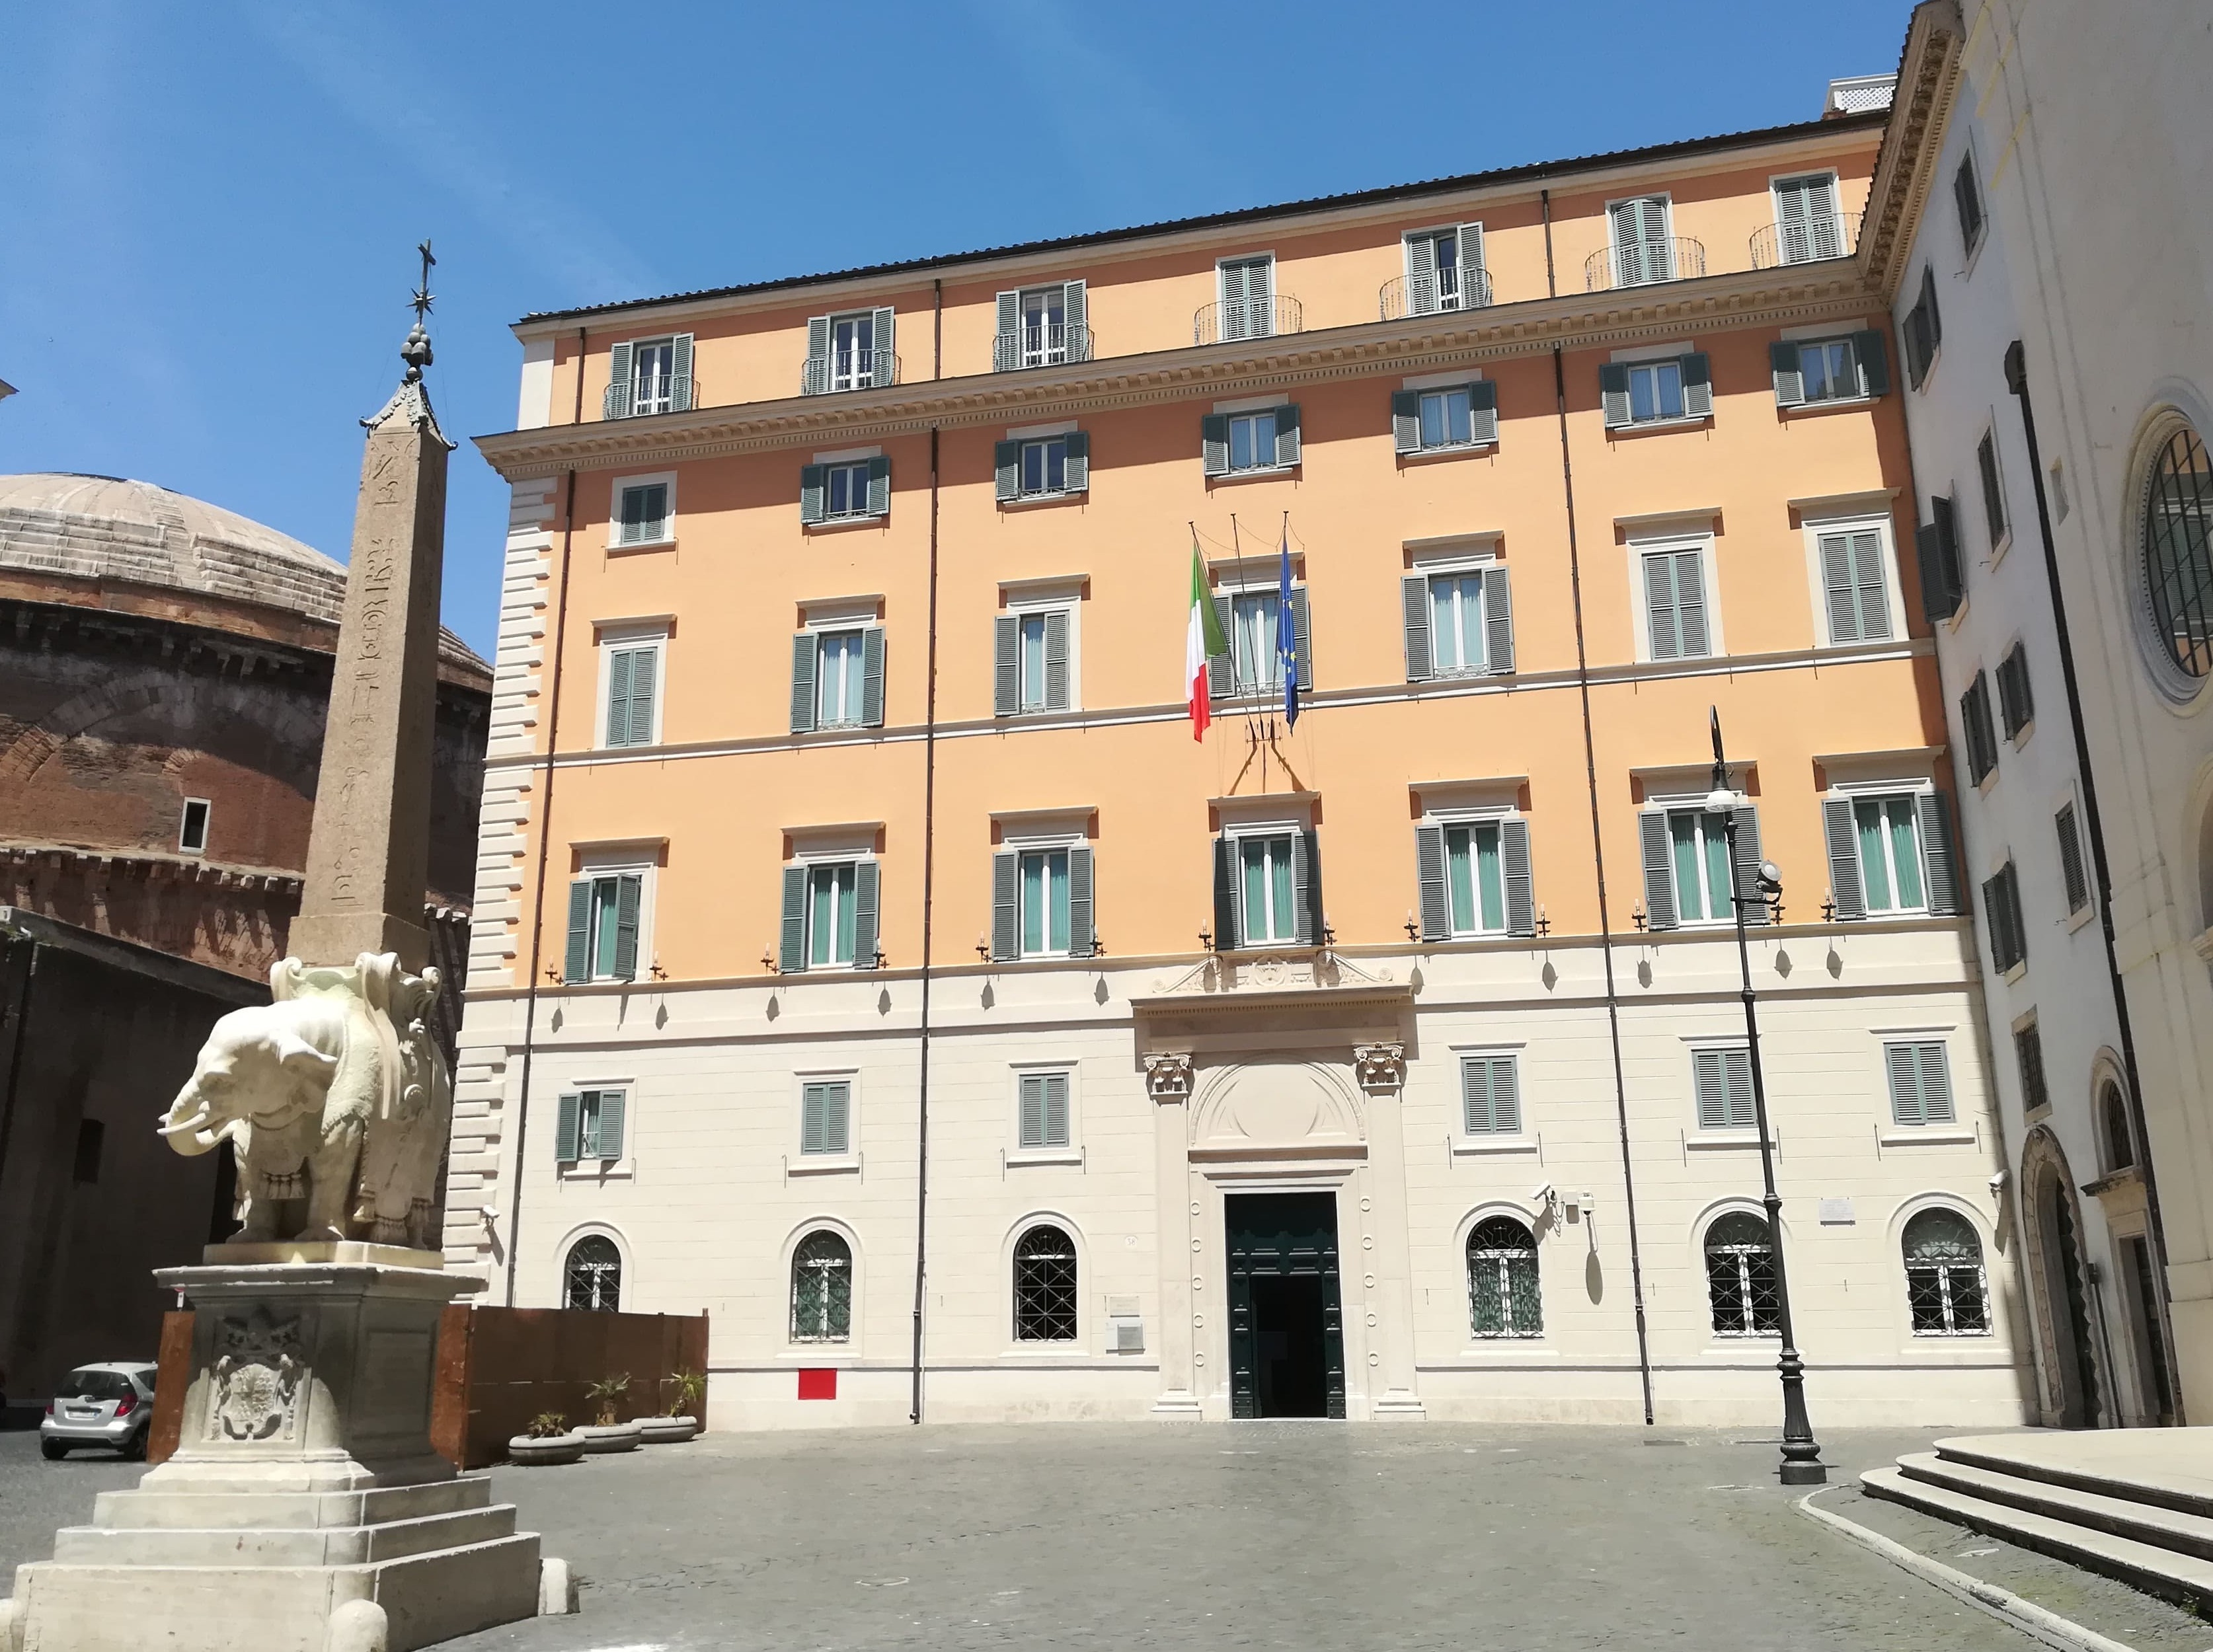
2019, 1125, 2103, 1427
1188, 1059, 1367, 1158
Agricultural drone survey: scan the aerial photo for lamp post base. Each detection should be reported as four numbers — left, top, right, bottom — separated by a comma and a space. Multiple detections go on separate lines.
1779, 1461, 1830, 1486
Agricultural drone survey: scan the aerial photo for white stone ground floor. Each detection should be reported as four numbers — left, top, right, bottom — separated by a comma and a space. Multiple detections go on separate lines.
442, 921, 2035, 1431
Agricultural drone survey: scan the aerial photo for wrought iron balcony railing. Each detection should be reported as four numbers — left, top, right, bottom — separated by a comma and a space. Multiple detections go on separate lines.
1193, 295, 1303, 347
1584, 236, 1707, 292
1378, 268, 1495, 320
991, 324, 1095, 373
602, 375, 697, 420
801, 352, 900, 396
1750, 212, 1863, 269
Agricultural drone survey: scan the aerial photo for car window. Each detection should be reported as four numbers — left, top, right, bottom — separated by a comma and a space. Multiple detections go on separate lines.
56, 1369, 135, 1402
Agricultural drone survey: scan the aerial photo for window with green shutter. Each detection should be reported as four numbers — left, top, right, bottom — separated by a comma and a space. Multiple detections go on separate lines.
1885, 1041, 1957, 1127
1403, 225, 1486, 314
561, 1088, 627, 1162
1961, 671, 2000, 782
1608, 195, 1674, 286
614, 480, 671, 545
1977, 429, 2009, 551
1643, 548, 1710, 659
2056, 802, 2091, 915
1693, 1047, 1756, 1131
809, 309, 894, 394
1818, 529, 1891, 644
605, 335, 693, 419
993, 283, 1090, 371
1460, 1055, 1522, 1135
1983, 861, 2028, 973
1017, 1070, 1072, 1149
1903, 265, 1942, 389
564, 872, 644, 982
1954, 154, 1986, 255
1918, 494, 1966, 621
1997, 642, 2035, 740
800, 1080, 852, 1155
798, 862, 869, 969
602, 642, 660, 748
1217, 256, 1276, 341
1772, 173, 1844, 264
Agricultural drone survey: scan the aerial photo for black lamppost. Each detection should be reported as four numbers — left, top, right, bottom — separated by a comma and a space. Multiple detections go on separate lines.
1707, 707, 1826, 1486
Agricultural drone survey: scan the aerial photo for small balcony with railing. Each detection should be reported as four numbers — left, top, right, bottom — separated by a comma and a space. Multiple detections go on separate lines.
991, 323, 1095, 373
1194, 295, 1303, 347
1379, 268, 1495, 320
802, 351, 900, 396
603, 375, 697, 420
1750, 211, 1863, 269
1584, 237, 1707, 292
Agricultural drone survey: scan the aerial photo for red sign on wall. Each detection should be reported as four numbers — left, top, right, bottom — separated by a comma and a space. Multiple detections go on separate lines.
797, 1368, 837, 1401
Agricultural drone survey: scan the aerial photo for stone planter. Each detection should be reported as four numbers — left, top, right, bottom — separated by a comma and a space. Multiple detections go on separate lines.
639, 1415, 699, 1444
579, 1420, 643, 1454
506, 1430, 586, 1466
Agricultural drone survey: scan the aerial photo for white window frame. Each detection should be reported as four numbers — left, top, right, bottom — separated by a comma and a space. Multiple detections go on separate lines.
1001, 579, 1084, 712
793, 852, 869, 971
1685, 1039, 1762, 1135
607, 470, 677, 550
1428, 806, 1514, 936
625, 337, 679, 417
1422, 564, 1495, 677
827, 311, 879, 394
791, 1068, 861, 1172
1626, 532, 1725, 663
576, 846, 656, 985
1799, 513, 1906, 648
1008, 1061, 1083, 1162
1227, 822, 1301, 948
1002, 819, 1083, 959
178, 797, 211, 856
1402, 223, 1482, 311
1448, 1042, 1534, 1152
822, 459, 873, 521
1831, 780, 1937, 917
806, 622, 869, 730
1016, 286, 1071, 367
594, 622, 669, 749
1225, 408, 1281, 476
557, 1076, 638, 1180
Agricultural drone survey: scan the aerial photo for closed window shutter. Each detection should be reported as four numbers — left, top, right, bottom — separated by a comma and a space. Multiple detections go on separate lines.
1645, 552, 1682, 660
1639, 811, 1678, 930
1043, 1072, 1070, 1146
1293, 829, 1320, 946
1600, 363, 1632, 428
1044, 609, 1071, 710
994, 291, 1019, 369
564, 880, 592, 981
1490, 1059, 1522, 1134
1067, 846, 1094, 956
612, 874, 641, 980
1675, 550, 1710, 656
1207, 596, 1233, 699
825, 1084, 849, 1152
1962, 675, 1996, 781
1274, 404, 1301, 468
1694, 1051, 1729, 1130
851, 862, 880, 969
605, 341, 634, 419
1823, 798, 1866, 920
1723, 1049, 1754, 1127
1392, 391, 1421, 455
1062, 281, 1087, 359
800, 464, 828, 525
1468, 379, 1498, 446
625, 647, 656, 747
804, 317, 830, 395
1502, 818, 1535, 937
556, 1093, 582, 1162
1918, 1044, 1955, 1124
1212, 837, 1238, 950
870, 308, 896, 387
1407, 232, 1438, 313
1483, 565, 1514, 674
1978, 433, 2007, 550
1771, 340, 1805, 408
1924, 264, 1943, 348
1415, 824, 1450, 940
802, 1084, 827, 1154
1918, 791, 1960, 915
1680, 353, 1713, 418
1019, 1074, 1046, 1147
994, 441, 1021, 503
1853, 330, 1890, 396
1200, 414, 1230, 476
779, 866, 808, 973
1983, 868, 2020, 972
1290, 586, 1311, 689
2056, 803, 2089, 913
1821, 535, 1859, 643
1999, 646, 2034, 737
1063, 430, 1089, 491
861, 626, 886, 727
1933, 495, 1962, 612
992, 615, 1020, 716
1220, 258, 1249, 334
1886, 1043, 1924, 1125
1462, 1059, 1493, 1133
1853, 533, 1892, 641
670, 334, 694, 410
1402, 576, 1433, 681
866, 454, 890, 517
605, 648, 635, 746
991, 850, 1019, 961
1730, 806, 1766, 928
790, 634, 818, 734
598, 1090, 627, 1159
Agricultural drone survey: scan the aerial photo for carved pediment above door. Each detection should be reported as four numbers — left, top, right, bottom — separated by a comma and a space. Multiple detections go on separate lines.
1188, 1059, 1366, 1162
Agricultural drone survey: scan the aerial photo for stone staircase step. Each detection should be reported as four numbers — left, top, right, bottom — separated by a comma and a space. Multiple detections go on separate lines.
1898, 1450, 2213, 1561
1863, 1464, 2213, 1612
52, 1503, 517, 1567
93, 1476, 490, 1531
1933, 1435, 2213, 1522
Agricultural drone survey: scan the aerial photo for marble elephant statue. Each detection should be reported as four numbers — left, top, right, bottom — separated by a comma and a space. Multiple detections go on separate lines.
158, 952, 452, 1250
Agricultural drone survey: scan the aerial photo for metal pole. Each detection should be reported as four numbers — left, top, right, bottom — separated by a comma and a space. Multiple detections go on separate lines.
1711, 708, 1824, 1485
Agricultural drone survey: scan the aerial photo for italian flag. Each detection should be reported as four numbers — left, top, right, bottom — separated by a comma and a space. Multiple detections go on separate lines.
1186, 537, 1227, 740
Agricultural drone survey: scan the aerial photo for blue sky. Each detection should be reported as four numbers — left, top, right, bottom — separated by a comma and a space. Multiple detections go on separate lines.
2, 1, 1908, 658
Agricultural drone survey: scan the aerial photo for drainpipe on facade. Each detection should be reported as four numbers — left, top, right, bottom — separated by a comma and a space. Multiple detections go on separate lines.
1543, 188, 1654, 1424
2005, 339, 2183, 1422
910, 282, 945, 1421
502, 328, 586, 1306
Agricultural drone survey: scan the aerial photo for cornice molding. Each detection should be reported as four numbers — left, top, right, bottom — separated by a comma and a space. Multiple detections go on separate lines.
1859, 0, 1966, 301
476, 264, 1884, 480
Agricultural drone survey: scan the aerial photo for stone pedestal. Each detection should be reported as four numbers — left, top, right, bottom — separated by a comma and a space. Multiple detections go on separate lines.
3, 1262, 541, 1652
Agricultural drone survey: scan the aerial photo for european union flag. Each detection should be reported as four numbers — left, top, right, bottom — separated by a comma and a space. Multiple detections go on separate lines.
1276, 532, 1300, 728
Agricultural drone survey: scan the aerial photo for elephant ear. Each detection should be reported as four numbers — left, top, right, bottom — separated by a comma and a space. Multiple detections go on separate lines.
273, 1032, 340, 1084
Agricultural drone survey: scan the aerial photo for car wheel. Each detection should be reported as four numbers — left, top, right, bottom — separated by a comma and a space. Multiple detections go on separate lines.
124, 1425, 148, 1462
40, 1440, 68, 1461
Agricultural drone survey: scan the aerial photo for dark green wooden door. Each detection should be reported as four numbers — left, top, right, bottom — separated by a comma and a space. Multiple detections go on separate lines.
1225, 1192, 1345, 1419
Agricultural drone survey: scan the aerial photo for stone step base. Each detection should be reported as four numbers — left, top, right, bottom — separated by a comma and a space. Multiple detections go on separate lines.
1930, 1431, 2213, 1521
54, 1501, 517, 1567
1862, 1464, 2213, 1610
95, 1474, 489, 1532
1895, 1450, 2213, 1561
9, 1531, 541, 1652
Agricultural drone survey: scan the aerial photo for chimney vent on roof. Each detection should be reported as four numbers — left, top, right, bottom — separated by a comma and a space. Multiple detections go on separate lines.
1825, 74, 1896, 118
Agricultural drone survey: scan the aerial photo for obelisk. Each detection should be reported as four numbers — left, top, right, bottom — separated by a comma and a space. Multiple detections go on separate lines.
290, 260, 455, 972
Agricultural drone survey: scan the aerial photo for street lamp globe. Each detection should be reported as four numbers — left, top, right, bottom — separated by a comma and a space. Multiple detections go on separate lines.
1704, 786, 1736, 813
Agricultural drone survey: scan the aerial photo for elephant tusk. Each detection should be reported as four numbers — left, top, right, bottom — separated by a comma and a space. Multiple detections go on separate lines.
158, 1111, 212, 1139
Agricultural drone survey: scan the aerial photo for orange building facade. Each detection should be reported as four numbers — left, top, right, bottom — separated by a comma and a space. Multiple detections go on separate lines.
449, 100, 2034, 1429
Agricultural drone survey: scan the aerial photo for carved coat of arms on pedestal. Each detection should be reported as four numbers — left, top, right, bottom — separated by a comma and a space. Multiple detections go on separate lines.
208, 1308, 305, 1443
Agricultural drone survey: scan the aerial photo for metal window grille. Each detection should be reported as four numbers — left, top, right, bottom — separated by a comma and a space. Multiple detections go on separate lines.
1704, 1212, 1781, 1335
563, 1235, 621, 1312
1903, 1210, 1989, 1334
790, 1230, 853, 1341
2015, 1023, 2050, 1113
1467, 1217, 1542, 1338
1012, 1224, 1079, 1341
2143, 426, 2213, 679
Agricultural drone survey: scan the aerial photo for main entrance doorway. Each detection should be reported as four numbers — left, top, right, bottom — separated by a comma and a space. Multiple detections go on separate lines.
1225, 1192, 1346, 1419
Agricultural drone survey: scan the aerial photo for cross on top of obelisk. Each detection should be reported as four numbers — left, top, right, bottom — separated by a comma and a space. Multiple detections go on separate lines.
401, 239, 435, 382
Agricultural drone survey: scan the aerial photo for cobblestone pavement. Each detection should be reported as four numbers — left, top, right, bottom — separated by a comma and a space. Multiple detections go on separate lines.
4, 1425, 2212, 1649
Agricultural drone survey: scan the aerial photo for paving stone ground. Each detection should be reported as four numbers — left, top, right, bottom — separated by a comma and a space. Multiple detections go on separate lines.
5, 1424, 2212, 1649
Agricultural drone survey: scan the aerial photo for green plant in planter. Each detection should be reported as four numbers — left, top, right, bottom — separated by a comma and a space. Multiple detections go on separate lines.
658, 1370, 705, 1418
584, 1373, 631, 1427
525, 1411, 569, 1439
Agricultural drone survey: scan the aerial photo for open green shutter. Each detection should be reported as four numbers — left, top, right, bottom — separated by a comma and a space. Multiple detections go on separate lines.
1212, 838, 1238, 950
1063, 282, 1087, 358
870, 308, 896, 387
994, 291, 1019, 370
790, 634, 818, 733
1274, 404, 1301, 467
1407, 232, 1438, 313
1290, 585, 1311, 689
991, 850, 1019, 961
1063, 430, 1089, 492
992, 615, 1020, 716
1853, 330, 1890, 396
1483, 565, 1514, 673
1468, 379, 1498, 445
555, 1094, 581, 1162
1068, 846, 1094, 956
564, 881, 592, 981
1918, 792, 1960, 915
1207, 596, 1233, 699
1415, 824, 1449, 940
605, 648, 634, 747
1600, 363, 1632, 429
1824, 798, 1865, 920
1680, 353, 1713, 418
1771, 340, 1805, 407
1639, 812, 1677, 930
779, 866, 808, 973
670, 334, 694, 410
851, 862, 880, 967
612, 873, 641, 979
1402, 576, 1432, 681
1392, 391, 1421, 454
994, 440, 1021, 503
800, 464, 828, 525
1200, 414, 1230, 476
605, 342, 634, 419
804, 317, 830, 394
1044, 609, 1071, 709
861, 627, 886, 727
1502, 819, 1534, 937
1730, 807, 1767, 928
1296, 829, 1322, 946
866, 453, 890, 517
625, 648, 656, 746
